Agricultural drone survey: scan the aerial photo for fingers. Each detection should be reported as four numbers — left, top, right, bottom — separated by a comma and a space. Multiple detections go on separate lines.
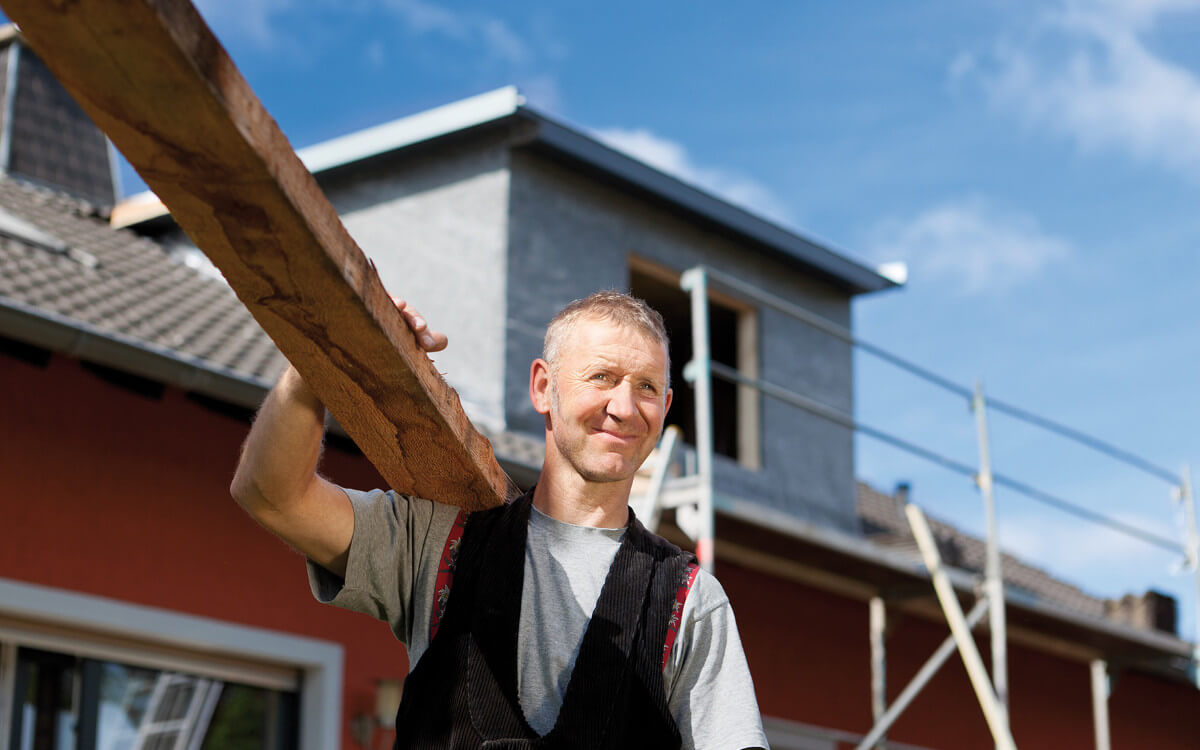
390, 296, 448, 352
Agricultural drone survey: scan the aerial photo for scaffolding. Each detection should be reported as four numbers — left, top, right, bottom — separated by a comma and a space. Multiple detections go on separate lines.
634, 264, 1200, 749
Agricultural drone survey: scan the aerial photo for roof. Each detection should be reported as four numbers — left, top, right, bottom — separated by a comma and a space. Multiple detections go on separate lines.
0, 175, 545, 476
113, 87, 898, 296
856, 482, 1111, 618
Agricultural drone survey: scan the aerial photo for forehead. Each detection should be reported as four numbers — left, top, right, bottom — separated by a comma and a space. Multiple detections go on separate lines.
558, 316, 668, 369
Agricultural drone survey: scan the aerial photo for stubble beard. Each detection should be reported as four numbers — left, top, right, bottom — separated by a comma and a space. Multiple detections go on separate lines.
547, 376, 637, 484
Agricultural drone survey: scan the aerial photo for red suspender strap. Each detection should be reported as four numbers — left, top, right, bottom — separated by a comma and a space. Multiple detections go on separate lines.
430, 517, 700, 668
429, 509, 470, 642
662, 562, 701, 670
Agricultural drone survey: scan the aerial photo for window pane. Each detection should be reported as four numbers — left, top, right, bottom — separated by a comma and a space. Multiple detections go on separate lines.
13, 648, 77, 750
96, 662, 158, 750
10, 648, 297, 750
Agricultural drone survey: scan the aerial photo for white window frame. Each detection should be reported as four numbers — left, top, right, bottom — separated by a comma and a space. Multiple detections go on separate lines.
0, 577, 342, 750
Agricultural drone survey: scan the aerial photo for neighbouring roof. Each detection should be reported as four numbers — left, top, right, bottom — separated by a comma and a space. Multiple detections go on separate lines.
0, 174, 544, 474
112, 87, 899, 296
857, 482, 1111, 617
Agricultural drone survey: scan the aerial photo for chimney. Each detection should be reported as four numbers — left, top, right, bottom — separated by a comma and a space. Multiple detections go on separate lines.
0, 26, 117, 207
1103, 590, 1178, 635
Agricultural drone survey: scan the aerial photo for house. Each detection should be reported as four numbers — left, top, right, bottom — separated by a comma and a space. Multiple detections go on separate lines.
0, 29, 1196, 749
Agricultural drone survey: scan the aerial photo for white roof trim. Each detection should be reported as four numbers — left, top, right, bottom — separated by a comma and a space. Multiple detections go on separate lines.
298, 86, 522, 173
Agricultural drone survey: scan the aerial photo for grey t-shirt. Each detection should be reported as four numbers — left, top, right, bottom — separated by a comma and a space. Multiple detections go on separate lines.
308, 488, 768, 750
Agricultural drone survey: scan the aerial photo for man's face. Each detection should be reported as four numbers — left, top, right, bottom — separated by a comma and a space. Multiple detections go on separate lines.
532, 317, 672, 484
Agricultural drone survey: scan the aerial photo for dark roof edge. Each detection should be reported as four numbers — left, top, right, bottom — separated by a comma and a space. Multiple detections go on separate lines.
520, 109, 896, 295
0, 298, 544, 479
0, 298, 270, 407
713, 490, 1197, 670
114, 87, 897, 295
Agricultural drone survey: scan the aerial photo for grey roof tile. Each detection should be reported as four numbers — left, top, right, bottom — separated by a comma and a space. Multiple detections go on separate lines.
858, 481, 1113, 620
0, 176, 284, 384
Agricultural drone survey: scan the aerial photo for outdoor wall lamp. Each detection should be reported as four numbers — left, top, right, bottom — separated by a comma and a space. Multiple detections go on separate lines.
350, 677, 404, 749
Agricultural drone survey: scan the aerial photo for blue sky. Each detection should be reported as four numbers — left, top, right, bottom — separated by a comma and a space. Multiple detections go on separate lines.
110, 1, 1200, 635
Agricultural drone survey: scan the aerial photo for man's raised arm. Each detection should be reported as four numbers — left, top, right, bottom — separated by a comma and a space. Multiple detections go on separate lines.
230, 300, 447, 578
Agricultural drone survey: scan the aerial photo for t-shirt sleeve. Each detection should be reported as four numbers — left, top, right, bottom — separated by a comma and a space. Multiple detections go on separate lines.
305, 487, 453, 646
665, 571, 769, 750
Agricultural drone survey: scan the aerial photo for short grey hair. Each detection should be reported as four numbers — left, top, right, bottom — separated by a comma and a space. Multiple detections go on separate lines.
543, 290, 671, 386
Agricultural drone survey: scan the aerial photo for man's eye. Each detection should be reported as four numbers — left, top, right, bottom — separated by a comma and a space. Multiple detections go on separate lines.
640, 382, 657, 394
591, 373, 610, 382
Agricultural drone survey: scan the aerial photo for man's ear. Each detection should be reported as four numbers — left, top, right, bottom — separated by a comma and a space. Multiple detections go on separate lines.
530, 358, 552, 415
663, 387, 673, 416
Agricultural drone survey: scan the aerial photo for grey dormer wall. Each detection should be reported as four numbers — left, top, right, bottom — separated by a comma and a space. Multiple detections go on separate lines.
315, 134, 513, 433
504, 149, 857, 532
152, 133, 514, 434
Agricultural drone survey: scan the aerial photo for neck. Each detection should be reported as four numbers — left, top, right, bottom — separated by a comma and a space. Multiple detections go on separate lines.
532, 456, 632, 528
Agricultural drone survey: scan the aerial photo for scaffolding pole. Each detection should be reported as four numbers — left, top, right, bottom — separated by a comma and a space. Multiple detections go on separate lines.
869, 596, 887, 750
972, 383, 1008, 735
1090, 660, 1111, 750
681, 267, 715, 574
637, 425, 682, 534
907, 504, 1018, 750
1179, 464, 1200, 688
856, 599, 990, 750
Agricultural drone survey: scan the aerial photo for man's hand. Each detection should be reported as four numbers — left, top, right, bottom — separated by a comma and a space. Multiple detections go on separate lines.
392, 296, 448, 353
231, 294, 450, 578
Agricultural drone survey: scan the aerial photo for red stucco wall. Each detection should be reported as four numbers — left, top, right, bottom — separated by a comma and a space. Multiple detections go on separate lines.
720, 558, 1200, 748
4, 350, 1198, 748
2, 352, 405, 748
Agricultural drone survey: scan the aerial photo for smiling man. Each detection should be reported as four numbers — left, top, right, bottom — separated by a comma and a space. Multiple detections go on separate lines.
231, 291, 767, 749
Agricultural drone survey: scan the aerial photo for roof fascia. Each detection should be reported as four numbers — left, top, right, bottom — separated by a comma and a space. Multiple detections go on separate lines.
111, 88, 896, 294
297, 86, 522, 174
514, 108, 896, 296
713, 490, 1197, 668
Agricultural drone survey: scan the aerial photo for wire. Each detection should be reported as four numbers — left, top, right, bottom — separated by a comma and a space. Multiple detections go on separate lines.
708, 363, 1185, 556
701, 265, 1181, 487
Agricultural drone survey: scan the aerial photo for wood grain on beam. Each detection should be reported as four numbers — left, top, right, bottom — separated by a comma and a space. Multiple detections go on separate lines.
2, 0, 511, 510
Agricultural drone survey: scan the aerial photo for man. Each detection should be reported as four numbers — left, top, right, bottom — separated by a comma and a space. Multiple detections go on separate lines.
231, 291, 767, 749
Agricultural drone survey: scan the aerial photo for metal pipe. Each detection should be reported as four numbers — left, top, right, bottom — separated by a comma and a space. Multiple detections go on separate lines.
906, 504, 1018, 750
855, 599, 989, 750
700, 265, 1180, 485
681, 266, 715, 574
869, 596, 887, 750
1090, 659, 1111, 750
639, 425, 681, 533
709, 360, 1183, 553
973, 383, 1008, 736
1178, 464, 1200, 688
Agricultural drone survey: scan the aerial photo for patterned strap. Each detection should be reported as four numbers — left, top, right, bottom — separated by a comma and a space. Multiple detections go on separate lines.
428, 513, 702, 672
429, 509, 470, 642
662, 562, 701, 670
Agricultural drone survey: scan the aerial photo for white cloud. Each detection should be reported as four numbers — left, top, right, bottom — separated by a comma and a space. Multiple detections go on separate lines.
869, 198, 1071, 294
976, 0, 1200, 177
594, 128, 794, 226
365, 39, 386, 68
998, 510, 1183, 593
383, 0, 530, 64
194, 0, 292, 48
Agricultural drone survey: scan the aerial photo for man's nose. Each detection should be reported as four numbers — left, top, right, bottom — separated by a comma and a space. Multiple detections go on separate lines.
606, 382, 639, 421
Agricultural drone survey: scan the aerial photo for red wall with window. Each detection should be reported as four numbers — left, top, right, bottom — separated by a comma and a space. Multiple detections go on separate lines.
3, 349, 1198, 748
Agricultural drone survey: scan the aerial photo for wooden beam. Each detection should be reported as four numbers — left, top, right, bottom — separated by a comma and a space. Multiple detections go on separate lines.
1, 0, 511, 510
